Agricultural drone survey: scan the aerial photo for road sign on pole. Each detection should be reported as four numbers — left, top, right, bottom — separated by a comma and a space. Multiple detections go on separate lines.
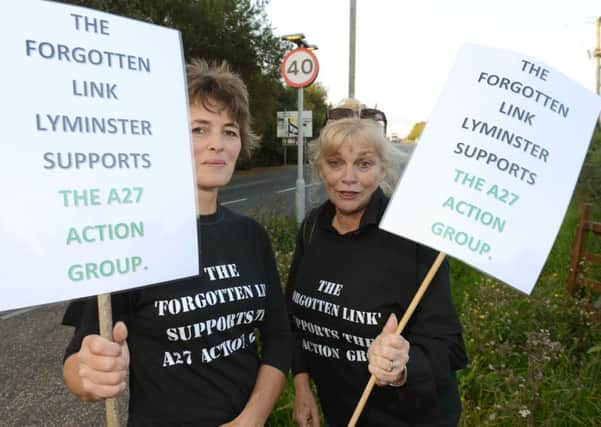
281, 48, 320, 226
276, 111, 313, 138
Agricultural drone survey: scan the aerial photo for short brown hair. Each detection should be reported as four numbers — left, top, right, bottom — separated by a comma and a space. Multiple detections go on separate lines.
186, 59, 259, 161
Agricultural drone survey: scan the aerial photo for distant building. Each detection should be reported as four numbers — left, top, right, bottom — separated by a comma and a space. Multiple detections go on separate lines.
388, 133, 401, 144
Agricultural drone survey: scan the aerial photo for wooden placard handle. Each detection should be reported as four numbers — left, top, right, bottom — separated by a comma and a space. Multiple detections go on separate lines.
97, 293, 120, 427
347, 252, 447, 427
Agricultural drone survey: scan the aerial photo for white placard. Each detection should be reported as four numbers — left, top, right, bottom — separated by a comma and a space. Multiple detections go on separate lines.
0, 0, 199, 310
277, 111, 313, 138
380, 44, 601, 295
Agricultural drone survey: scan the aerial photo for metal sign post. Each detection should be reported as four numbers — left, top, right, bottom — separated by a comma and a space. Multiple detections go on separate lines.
280, 47, 319, 225
296, 88, 305, 226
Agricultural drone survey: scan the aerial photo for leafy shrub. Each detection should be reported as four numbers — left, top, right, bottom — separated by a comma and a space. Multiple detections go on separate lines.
578, 125, 601, 206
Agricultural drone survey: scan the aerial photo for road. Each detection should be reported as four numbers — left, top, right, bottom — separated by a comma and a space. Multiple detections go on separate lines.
219, 164, 327, 216
0, 146, 413, 426
0, 302, 123, 426
220, 142, 414, 216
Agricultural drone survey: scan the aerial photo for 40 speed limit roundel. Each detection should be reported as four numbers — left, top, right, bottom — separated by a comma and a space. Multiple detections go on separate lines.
281, 47, 319, 88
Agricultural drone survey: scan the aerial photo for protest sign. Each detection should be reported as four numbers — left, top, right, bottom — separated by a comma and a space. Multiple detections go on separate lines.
380, 44, 601, 294
0, 0, 199, 311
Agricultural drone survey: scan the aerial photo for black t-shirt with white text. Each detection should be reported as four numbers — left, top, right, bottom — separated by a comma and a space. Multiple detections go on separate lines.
63, 207, 291, 426
286, 188, 467, 427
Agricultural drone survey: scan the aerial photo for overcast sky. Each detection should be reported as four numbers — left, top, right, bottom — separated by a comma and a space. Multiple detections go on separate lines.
267, 0, 600, 136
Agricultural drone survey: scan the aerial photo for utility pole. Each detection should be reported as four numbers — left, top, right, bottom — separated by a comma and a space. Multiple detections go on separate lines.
349, 0, 356, 98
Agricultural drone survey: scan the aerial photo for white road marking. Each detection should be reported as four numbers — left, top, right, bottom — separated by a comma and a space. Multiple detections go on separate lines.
275, 182, 321, 193
221, 198, 247, 205
275, 187, 295, 194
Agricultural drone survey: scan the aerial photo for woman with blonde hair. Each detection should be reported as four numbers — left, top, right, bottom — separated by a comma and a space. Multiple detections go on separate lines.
287, 117, 467, 426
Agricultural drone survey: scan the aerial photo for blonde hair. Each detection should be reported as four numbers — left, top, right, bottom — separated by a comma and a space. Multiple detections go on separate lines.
310, 118, 405, 194
186, 58, 259, 161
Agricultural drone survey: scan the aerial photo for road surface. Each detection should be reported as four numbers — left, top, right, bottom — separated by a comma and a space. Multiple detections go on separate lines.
219, 164, 326, 215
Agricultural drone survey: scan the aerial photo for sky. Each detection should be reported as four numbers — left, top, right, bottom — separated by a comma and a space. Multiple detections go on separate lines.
267, 0, 600, 137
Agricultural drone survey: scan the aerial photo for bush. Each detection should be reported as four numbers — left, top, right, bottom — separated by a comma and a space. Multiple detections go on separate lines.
454, 194, 601, 426
578, 125, 601, 206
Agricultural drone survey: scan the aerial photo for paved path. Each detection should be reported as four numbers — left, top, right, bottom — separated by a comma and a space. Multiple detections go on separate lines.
0, 302, 129, 426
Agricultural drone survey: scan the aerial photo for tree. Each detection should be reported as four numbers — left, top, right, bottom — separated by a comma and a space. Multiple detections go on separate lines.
578, 123, 601, 204
303, 83, 329, 138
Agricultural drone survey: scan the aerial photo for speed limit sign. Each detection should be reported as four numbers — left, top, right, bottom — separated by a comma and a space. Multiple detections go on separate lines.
281, 48, 319, 88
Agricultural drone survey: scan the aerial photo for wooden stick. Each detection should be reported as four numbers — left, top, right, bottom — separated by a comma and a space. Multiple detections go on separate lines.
347, 252, 447, 427
97, 293, 120, 427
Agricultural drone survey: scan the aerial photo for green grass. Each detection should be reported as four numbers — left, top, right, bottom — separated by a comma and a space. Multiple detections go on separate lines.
255, 194, 601, 426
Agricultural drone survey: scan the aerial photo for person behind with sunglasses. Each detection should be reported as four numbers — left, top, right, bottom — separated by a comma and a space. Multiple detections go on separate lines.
286, 116, 467, 426
326, 97, 388, 135
62, 60, 291, 426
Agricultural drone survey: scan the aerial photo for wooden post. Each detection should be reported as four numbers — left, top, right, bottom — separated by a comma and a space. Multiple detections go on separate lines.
347, 252, 447, 427
595, 17, 600, 126
595, 17, 600, 96
567, 203, 590, 294
97, 293, 120, 427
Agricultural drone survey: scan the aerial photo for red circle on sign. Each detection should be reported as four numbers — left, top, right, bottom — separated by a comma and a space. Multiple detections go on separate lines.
281, 48, 320, 88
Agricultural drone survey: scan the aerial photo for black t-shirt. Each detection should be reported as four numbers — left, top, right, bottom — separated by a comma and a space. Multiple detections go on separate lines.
286, 188, 468, 427
63, 207, 291, 426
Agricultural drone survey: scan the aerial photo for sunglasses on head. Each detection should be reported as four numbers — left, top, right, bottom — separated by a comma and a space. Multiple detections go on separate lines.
326, 107, 388, 133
